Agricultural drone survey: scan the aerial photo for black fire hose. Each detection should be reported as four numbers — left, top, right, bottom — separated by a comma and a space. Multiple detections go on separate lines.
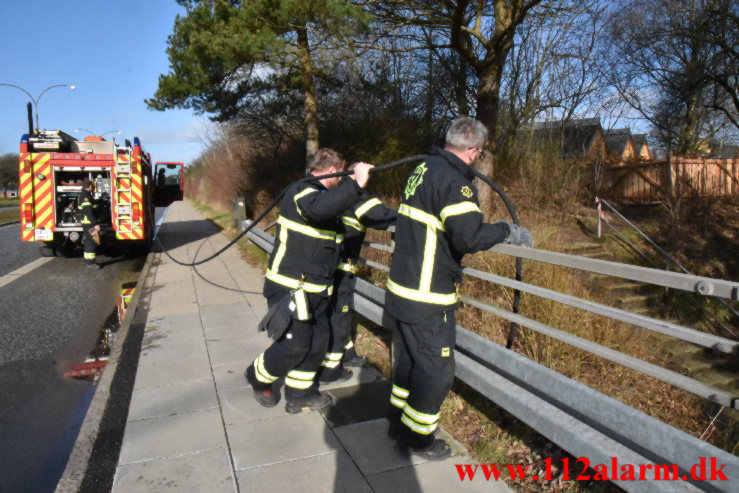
155, 155, 427, 267
470, 168, 523, 349
156, 154, 524, 347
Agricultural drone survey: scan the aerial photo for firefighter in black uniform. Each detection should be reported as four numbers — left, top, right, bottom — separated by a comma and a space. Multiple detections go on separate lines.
244, 149, 374, 413
318, 174, 397, 383
79, 177, 101, 269
385, 116, 533, 459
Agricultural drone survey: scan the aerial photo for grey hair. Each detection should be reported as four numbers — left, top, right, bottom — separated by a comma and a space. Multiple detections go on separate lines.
445, 116, 488, 150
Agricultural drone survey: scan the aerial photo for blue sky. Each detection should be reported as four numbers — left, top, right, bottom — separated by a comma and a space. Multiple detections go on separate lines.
0, 0, 209, 163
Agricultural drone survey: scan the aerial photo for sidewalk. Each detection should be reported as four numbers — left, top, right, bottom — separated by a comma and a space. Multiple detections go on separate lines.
111, 201, 510, 492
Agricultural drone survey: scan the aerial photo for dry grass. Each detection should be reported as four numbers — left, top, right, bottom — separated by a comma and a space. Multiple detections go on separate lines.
0, 207, 18, 224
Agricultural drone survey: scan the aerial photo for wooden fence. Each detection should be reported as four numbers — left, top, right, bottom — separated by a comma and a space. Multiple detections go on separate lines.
598, 158, 739, 202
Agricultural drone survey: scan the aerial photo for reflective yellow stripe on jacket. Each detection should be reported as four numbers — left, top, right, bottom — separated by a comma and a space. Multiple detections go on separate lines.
266, 214, 335, 294
387, 204, 457, 305
355, 197, 382, 219
439, 201, 480, 224
341, 215, 365, 232
337, 262, 357, 274
293, 187, 317, 220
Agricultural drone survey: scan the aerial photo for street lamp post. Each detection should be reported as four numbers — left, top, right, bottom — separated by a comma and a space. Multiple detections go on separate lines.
0, 83, 76, 131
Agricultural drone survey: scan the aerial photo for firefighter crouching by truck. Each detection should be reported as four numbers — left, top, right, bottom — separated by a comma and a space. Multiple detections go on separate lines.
80, 177, 101, 269
244, 149, 374, 413
385, 116, 534, 460
317, 171, 397, 383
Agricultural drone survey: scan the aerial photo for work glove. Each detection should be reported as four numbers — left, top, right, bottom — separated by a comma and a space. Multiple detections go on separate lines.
500, 220, 534, 248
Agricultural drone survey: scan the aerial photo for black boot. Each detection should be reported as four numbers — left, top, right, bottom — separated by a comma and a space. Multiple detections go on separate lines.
285, 391, 333, 414
397, 425, 452, 461
244, 365, 279, 407
343, 348, 368, 367
407, 439, 452, 461
387, 407, 403, 439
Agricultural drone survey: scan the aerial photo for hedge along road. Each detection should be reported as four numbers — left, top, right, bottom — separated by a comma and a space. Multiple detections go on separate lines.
0, 234, 147, 493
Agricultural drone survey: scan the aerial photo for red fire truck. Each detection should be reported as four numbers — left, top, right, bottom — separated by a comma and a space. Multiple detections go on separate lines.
19, 129, 184, 256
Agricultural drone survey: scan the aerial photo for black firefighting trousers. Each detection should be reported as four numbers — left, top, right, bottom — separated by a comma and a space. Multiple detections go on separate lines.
82, 223, 97, 263
250, 285, 330, 400
321, 271, 355, 379
388, 310, 456, 447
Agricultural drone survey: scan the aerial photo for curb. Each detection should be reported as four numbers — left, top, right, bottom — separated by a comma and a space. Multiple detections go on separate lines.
54, 248, 159, 492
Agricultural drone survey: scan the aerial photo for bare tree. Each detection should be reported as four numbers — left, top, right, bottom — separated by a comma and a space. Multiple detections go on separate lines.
605, 0, 738, 155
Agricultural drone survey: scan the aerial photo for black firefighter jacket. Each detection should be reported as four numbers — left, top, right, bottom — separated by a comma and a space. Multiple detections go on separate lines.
385, 146, 511, 322
78, 188, 96, 225
337, 184, 397, 274
265, 176, 364, 296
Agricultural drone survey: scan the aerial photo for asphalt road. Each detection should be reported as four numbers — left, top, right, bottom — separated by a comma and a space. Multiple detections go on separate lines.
0, 222, 39, 277
0, 227, 148, 492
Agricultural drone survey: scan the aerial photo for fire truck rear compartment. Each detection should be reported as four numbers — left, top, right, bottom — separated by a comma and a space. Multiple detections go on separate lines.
54, 169, 112, 229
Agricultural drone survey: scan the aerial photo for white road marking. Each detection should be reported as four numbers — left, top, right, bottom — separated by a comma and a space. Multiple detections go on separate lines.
0, 257, 54, 289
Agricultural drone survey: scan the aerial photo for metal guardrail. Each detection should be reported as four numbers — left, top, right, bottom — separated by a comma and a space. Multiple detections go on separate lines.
597, 197, 739, 338
243, 220, 739, 492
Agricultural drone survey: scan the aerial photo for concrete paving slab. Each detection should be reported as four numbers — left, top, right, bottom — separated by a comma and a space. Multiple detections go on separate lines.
208, 339, 267, 368
149, 263, 193, 283
143, 319, 205, 345
333, 418, 428, 476
150, 278, 198, 305
228, 412, 340, 471
147, 297, 199, 318
236, 450, 372, 493
118, 408, 227, 466
367, 457, 513, 493
212, 361, 250, 392
245, 293, 267, 310
202, 312, 260, 332
133, 357, 213, 390
128, 379, 218, 421
145, 312, 203, 332
219, 386, 287, 425
205, 324, 263, 344
322, 380, 392, 427
113, 447, 236, 493
194, 278, 248, 307
138, 339, 209, 366
200, 302, 253, 319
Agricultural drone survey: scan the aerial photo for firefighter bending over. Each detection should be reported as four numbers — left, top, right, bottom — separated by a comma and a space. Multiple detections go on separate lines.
80, 177, 101, 269
385, 116, 533, 460
244, 149, 374, 413
318, 171, 397, 383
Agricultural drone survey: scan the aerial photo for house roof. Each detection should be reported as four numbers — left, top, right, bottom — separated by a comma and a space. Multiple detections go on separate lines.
710, 143, 739, 159
632, 134, 648, 147
530, 118, 603, 157
603, 128, 632, 156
